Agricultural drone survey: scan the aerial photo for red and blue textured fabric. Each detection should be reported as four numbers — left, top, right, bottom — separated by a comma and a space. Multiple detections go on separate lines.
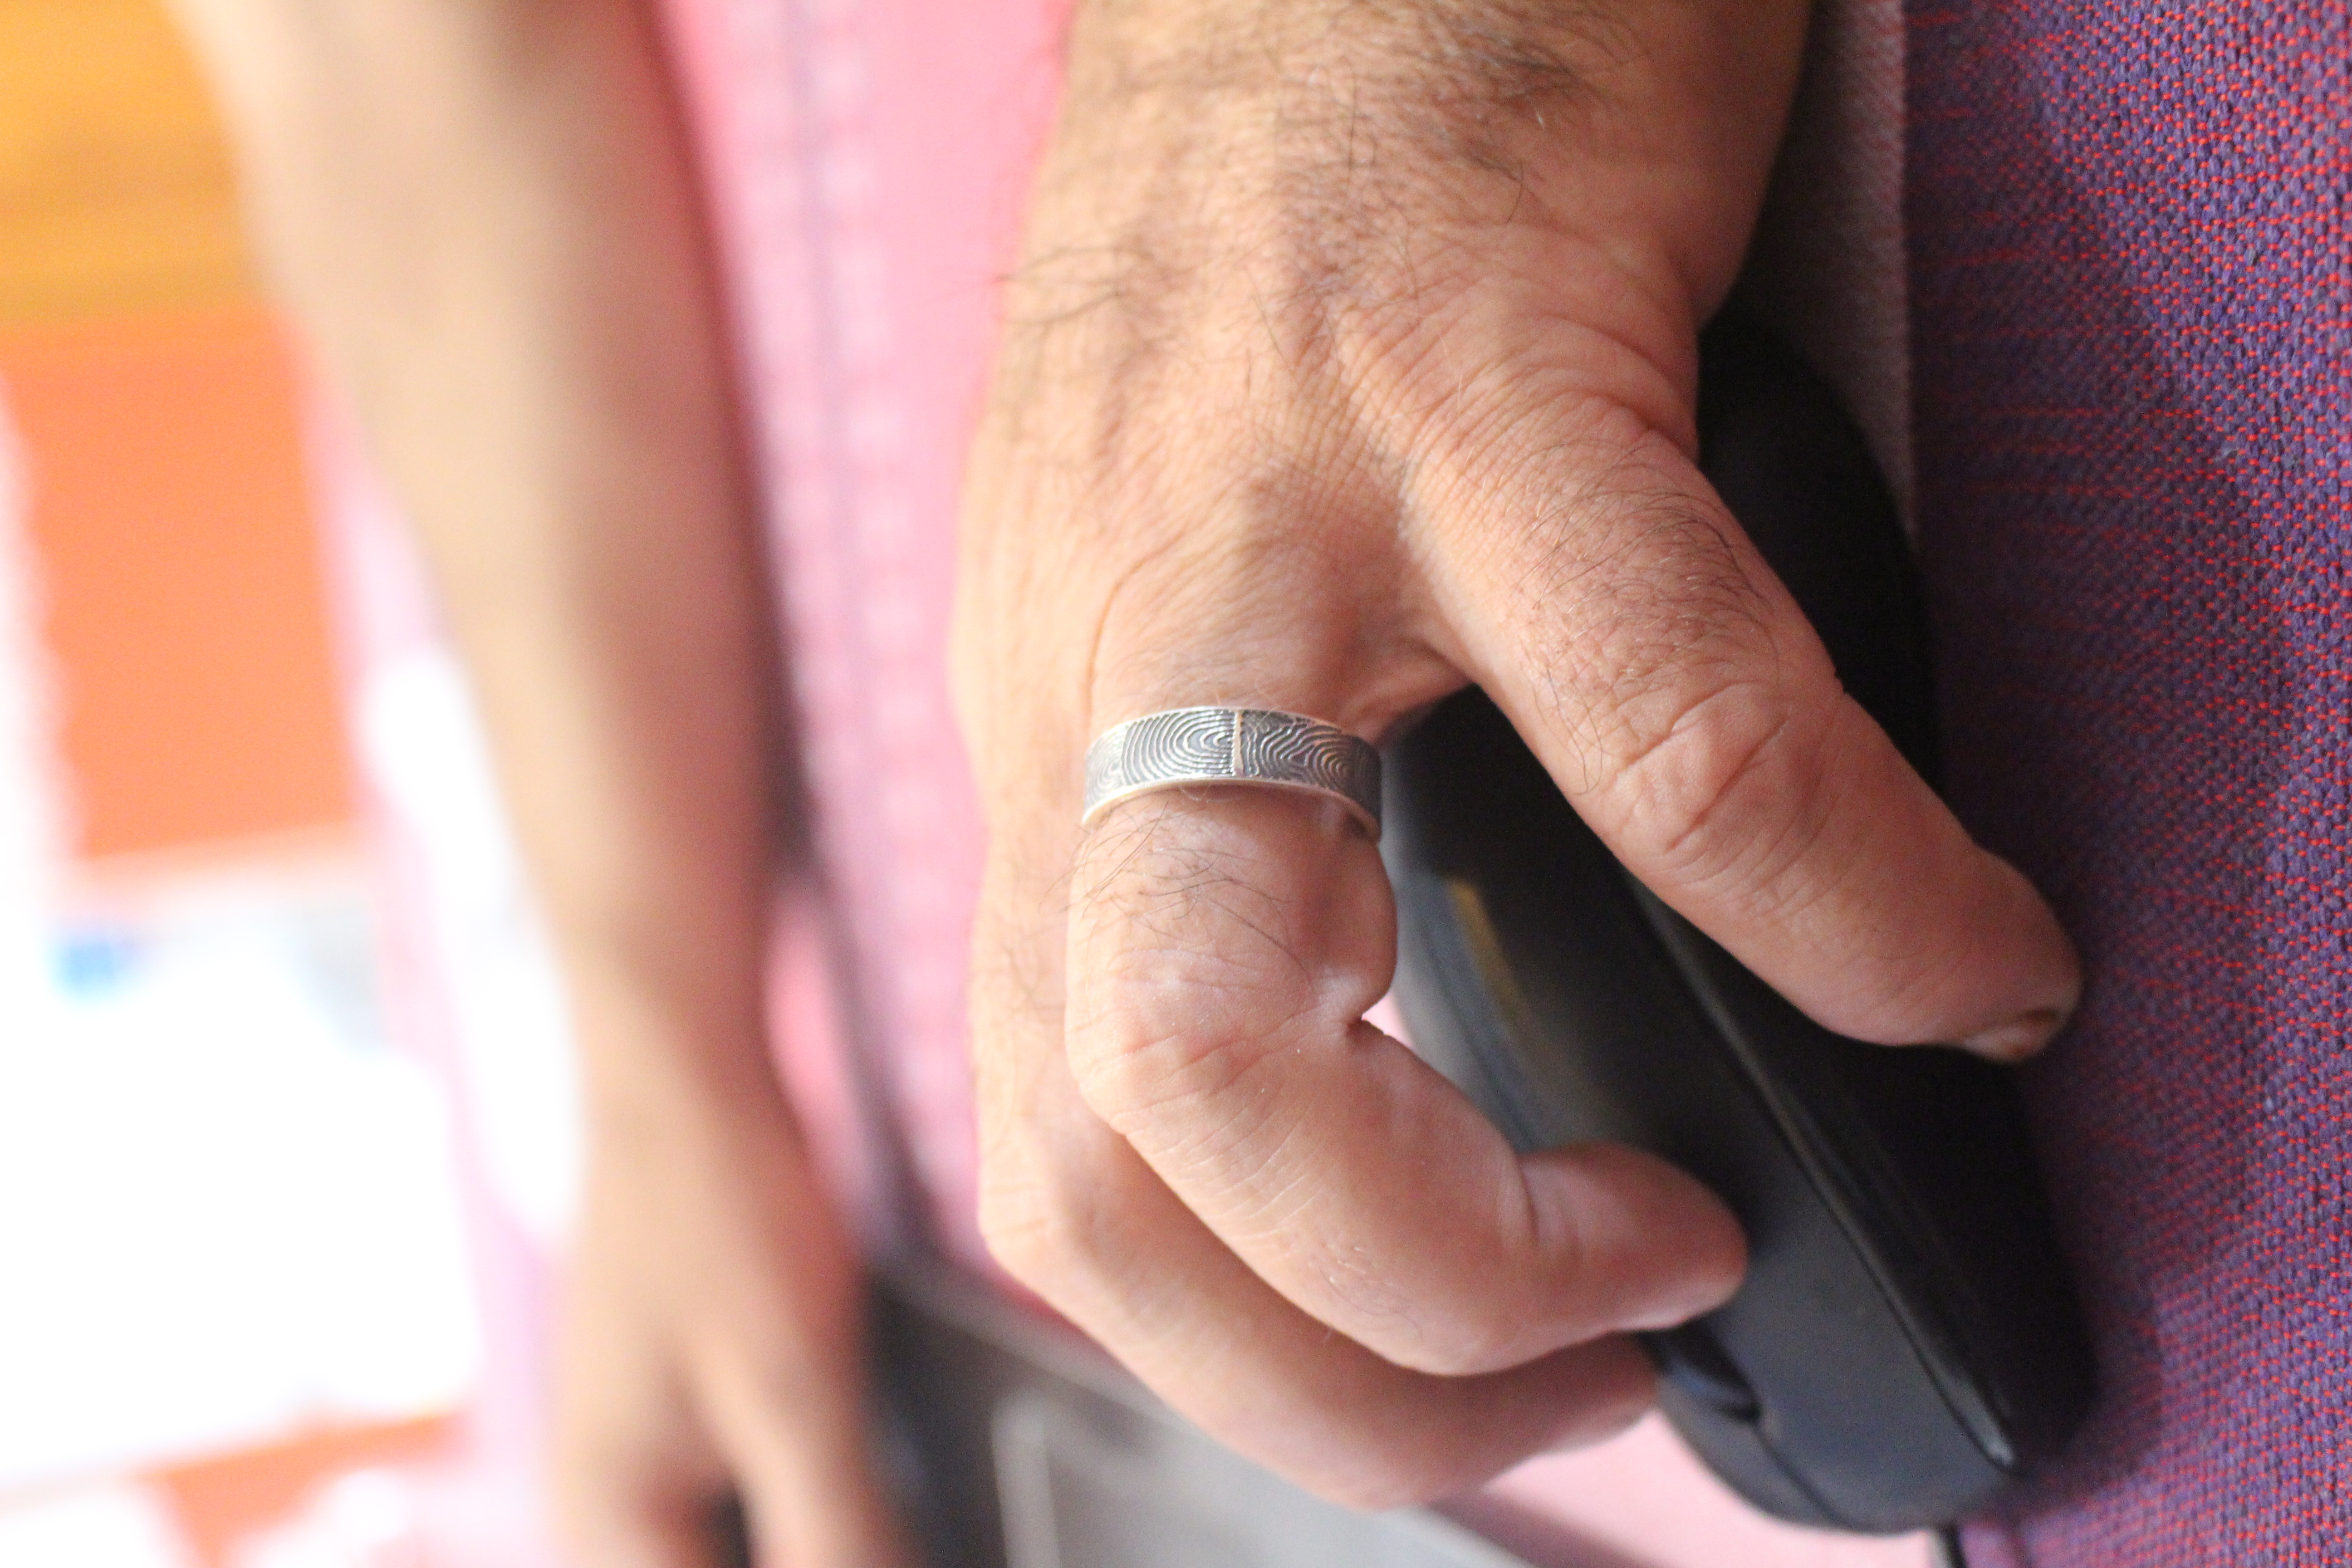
1906, 3, 2351, 1559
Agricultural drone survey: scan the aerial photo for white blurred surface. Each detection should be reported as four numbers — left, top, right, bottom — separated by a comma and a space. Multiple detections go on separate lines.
229, 1469, 414, 1568
354, 647, 580, 1249
0, 867, 483, 1494
0, 1482, 196, 1568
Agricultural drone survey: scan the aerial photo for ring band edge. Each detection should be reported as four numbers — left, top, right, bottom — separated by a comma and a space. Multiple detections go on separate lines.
1079, 774, 1383, 838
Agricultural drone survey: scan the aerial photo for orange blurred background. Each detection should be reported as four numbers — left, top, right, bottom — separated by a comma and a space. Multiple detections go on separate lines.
0, 0, 348, 859
1, 4, 459, 1559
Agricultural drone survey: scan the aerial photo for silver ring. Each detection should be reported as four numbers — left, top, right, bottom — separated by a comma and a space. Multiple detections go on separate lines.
1082, 707, 1382, 838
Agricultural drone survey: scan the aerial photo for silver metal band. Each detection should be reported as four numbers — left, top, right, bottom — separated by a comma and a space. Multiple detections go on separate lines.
1082, 707, 1383, 838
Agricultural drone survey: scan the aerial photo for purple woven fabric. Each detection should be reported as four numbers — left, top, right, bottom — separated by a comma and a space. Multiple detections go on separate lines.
1905, 2, 2351, 1560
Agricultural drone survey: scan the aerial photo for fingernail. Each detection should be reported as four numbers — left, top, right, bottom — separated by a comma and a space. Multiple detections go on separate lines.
1962, 1006, 2065, 1063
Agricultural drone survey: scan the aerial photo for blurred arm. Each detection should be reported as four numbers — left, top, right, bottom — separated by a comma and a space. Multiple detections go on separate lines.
170, 0, 766, 1104
163, 3, 905, 1563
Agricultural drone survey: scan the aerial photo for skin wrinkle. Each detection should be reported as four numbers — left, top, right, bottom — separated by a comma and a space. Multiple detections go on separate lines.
1085, 509, 1377, 718
1695, 714, 1837, 906
1585, 677, 1797, 862
1228, 1111, 1327, 1231
1686, 702, 1863, 930
1206, 1102, 1347, 1260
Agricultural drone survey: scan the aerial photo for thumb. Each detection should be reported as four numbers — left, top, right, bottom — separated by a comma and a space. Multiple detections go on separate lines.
1431, 405, 2077, 1057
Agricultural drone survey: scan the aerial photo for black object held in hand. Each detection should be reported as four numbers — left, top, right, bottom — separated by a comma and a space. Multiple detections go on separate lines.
1382, 309, 2094, 1532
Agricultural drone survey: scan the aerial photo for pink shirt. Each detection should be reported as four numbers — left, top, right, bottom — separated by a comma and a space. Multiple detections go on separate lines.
652, 2, 1929, 1562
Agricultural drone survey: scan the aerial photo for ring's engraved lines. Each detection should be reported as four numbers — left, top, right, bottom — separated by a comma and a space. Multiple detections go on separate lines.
1083, 708, 1382, 837
1236, 709, 1380, 805
1130, 707, 1239, 783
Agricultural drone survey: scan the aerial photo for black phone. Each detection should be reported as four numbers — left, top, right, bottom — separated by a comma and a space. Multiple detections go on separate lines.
1382, 309, 2093, 1532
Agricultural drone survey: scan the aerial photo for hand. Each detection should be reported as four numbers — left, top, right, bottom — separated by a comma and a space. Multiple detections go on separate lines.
953, 0, 2080, 1507
555, 1030, 910, 1568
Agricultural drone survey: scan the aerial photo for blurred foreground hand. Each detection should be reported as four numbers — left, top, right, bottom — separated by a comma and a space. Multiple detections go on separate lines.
558, 989, 904, 1568
165, 0, 909, 1561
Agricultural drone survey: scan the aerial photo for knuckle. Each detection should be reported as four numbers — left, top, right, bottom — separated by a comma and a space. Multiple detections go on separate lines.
1596, 680, 1813, 877
1542, 567, 1845, 912
1484, 422, 1774, 749
1282, 1166, 1556, 1377
974, 1127, 1141, 1310
1339, 1274, 1533, 1379
975, 1165, 1088, 1296
1284, 1228, 1454, 1357
1615, 690, 1849, 922
1532, 528, 1776, 769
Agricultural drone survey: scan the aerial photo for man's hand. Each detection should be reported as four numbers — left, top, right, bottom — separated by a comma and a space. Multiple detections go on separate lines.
557, 1019, 908, 1568
954, 0, 2080, 1506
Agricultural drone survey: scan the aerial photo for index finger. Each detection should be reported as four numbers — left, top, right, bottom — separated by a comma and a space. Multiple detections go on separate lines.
1411, 397, 2080, 1058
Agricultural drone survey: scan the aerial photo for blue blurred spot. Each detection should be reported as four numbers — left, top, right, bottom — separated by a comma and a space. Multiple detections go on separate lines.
54, 926, 141, 996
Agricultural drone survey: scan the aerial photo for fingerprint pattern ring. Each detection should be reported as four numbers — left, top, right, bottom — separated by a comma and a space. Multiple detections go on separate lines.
1082, 707, 1382, 837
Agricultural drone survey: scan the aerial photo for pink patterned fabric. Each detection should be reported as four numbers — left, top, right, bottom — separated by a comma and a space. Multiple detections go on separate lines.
657, 0, 1049, 1270
653, 2, 1927, 1562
